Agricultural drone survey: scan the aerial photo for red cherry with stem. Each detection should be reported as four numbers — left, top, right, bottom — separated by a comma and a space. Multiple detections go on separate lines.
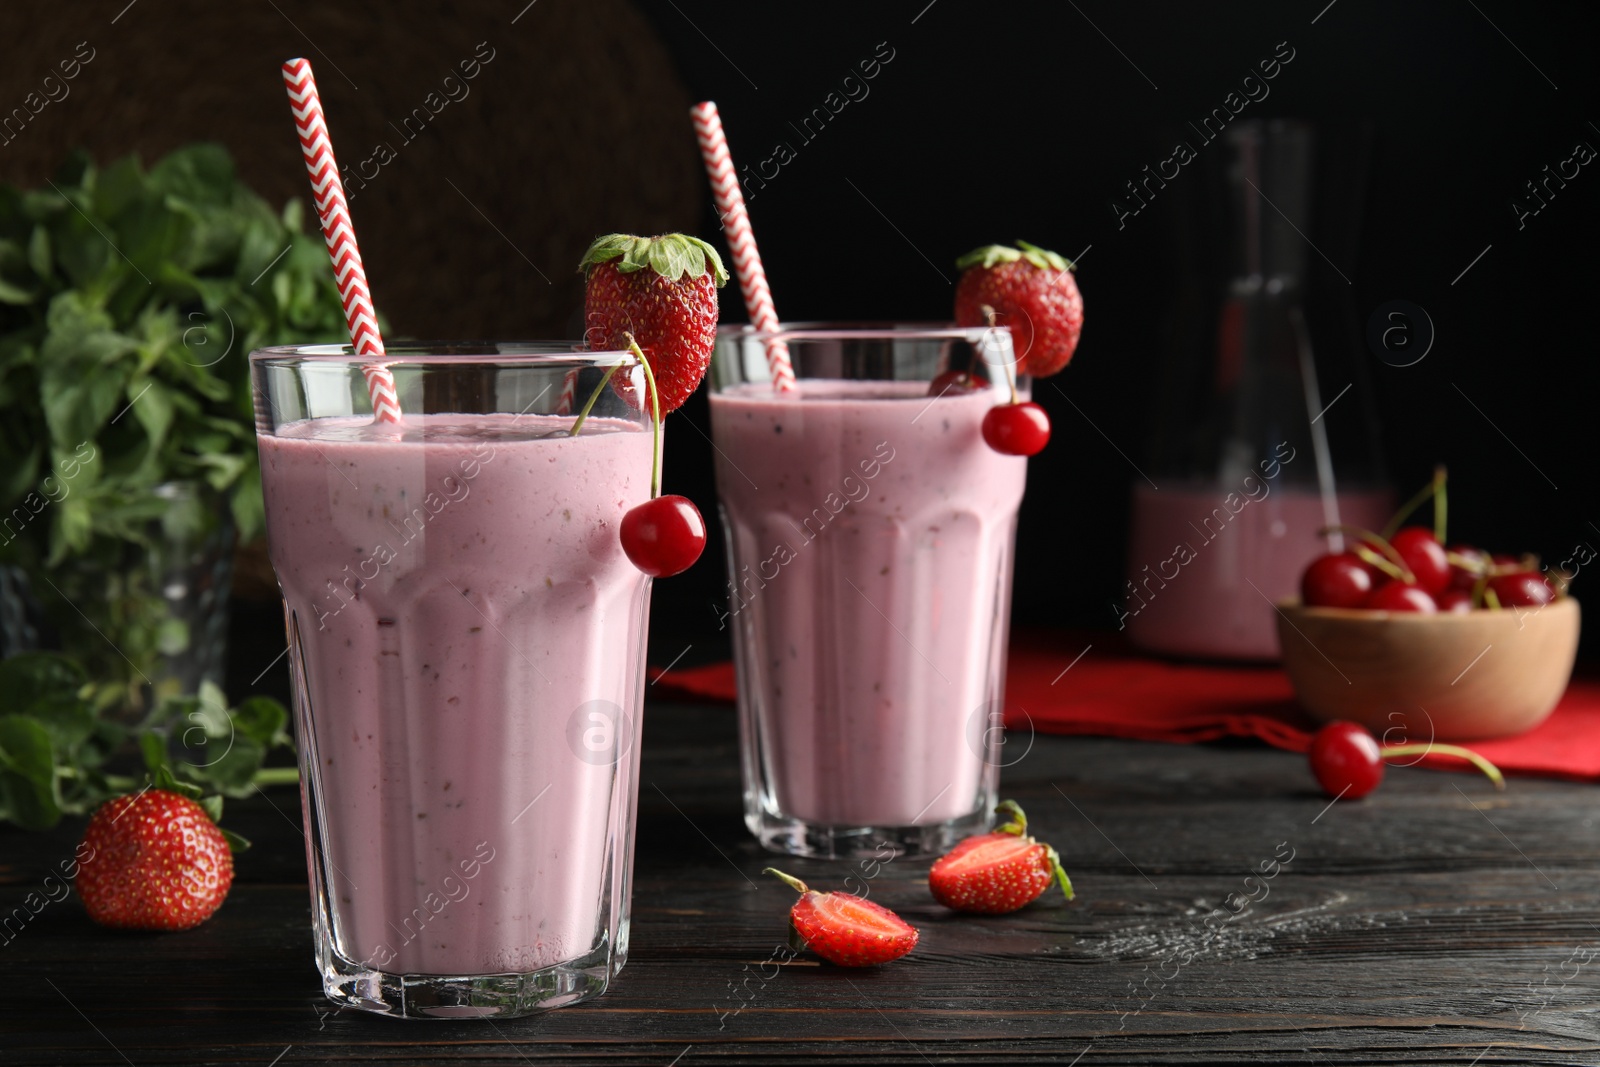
1487, 571, 1556, 608
1309, 721, 1505, 801
928, 368, 987, 396
1365, 581, 1438, 613
1389, 527, 1450, 595
982, 402, 1050, 456
620, 495, 706, 577
1436, 589, 1474, 613
1301, 552, 1375, 608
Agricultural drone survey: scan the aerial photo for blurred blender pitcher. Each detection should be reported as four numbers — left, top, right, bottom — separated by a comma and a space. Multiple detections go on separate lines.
1125, 119, 1389, 660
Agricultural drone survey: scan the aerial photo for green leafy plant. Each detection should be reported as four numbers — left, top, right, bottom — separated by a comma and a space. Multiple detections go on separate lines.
0, 651, 296, 832
0, 144, 348, 695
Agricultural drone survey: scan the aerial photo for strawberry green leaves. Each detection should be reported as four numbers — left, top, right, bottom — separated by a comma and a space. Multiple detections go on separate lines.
955, 240, 1075, 273
579, 233, 729, 286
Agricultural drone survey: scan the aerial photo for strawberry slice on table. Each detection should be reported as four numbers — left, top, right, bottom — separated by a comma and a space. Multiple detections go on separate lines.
954, 241, 1084, 377
928, 800, 1074, 914
580, 232, 728, 414
75, 784, 240, 931
765, 869, 919, 967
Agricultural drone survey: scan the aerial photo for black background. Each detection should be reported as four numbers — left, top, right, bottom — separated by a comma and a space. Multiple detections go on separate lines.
631, 0, 1600, 661
6, 0, 1597, 666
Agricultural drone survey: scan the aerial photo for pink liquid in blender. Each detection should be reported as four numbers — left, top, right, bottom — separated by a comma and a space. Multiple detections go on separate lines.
1124, 482, 1392, 660
260, 414, 652, 976
709, 380, 1024, 828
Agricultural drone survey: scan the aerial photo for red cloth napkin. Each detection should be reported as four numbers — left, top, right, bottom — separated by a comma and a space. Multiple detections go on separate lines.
650, 631, 1600, 781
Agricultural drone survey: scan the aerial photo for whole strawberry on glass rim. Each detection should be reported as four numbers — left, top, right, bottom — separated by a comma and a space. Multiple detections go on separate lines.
952, 241, 1084, 457
764, 868, 919, 966
928, 799, 1074, 914
577, 233, 725, 578
75, 769, 247, 931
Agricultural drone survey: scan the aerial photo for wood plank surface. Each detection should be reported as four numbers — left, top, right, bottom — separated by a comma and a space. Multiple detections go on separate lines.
3, 705, 1597, 1064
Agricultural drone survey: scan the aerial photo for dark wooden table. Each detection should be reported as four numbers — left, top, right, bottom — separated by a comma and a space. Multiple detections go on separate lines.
4, 701, 1598, 1064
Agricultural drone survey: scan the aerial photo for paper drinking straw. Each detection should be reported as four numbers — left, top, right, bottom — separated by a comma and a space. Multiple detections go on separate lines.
554, 367, 580, 415
689, 101, 796, 393
282, 58, 401, 424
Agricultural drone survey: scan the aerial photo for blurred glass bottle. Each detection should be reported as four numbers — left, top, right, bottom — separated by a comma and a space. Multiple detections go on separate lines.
1124, 119, 1389, 660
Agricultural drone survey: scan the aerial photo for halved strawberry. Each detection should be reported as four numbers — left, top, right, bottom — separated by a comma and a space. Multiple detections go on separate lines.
954, 241, 1083, 377
580, 233, 727, 414
764, 868, 918, 967
928, 800, 1073, 914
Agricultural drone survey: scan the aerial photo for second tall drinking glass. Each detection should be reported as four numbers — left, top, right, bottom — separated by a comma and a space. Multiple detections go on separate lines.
710, 324, 1027, 858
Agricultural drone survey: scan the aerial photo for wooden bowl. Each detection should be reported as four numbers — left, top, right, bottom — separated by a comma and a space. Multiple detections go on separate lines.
1275, 597, 1581, 741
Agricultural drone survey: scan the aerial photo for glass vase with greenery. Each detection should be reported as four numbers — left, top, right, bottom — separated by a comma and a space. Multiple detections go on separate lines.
0, 144, 348, 709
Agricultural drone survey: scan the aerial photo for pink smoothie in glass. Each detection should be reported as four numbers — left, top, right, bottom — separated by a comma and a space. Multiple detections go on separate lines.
709, 380, 1024, 828
260, 413, 652, 976
1124, 482, 1392, 660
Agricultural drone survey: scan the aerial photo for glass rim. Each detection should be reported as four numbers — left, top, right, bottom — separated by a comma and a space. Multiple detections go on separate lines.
249, 341, 635, 366
716, 321, 1006, 343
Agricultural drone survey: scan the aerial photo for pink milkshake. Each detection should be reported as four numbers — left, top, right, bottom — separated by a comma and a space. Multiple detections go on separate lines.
710, 329, 1026, 858
255, 344, 656, 1018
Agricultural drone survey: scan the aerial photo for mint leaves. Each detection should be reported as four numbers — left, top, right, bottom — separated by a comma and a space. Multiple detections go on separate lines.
0, 651, 294, 831
0, 144, 350, 693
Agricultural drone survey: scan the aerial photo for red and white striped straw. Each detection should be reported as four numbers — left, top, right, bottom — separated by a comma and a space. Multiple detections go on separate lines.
554, 367, 580, 415
282, 58, 401, 424
690, 101, 796, 393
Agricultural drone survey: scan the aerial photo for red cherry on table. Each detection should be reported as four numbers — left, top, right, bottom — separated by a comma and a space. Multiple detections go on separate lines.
1389, 527, 1451, 595
1301, 552, 1375, 608
620, 494, 706, 577
1310, 720, 1506, 801
1488, 571, 1556, 608
1309, 722, 1385, 799
1436, 588, 1474, 613
927, 368, 988, 396
1365, 581, 1438, 613
981, 402, 1050, 456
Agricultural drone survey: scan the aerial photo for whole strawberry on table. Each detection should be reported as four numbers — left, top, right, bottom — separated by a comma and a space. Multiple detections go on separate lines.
75, 768, 246, 931
949, 240, 1085, 457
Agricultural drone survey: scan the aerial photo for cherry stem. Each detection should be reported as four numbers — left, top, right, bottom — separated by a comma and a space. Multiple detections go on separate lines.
981, 304, 1020, 404
624, 334, 663, 499
1380, 743, 1505, 790
1323, 524, 1415, 583
763, 867, 810, 895
1434, 466, 1448, 543
1381, 465, 1448, 541
568, 363, 623, 438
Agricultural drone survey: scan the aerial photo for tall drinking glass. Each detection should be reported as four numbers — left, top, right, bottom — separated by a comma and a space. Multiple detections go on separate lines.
709, 324, 1025, 858
252, 343, 654, 1019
